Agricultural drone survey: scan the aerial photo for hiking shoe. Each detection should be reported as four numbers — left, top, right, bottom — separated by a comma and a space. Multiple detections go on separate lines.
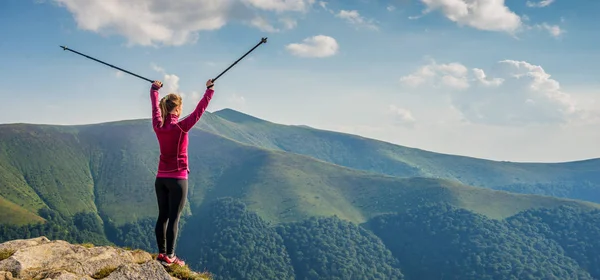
156, 253, 167, 261
157, 253, 185, 266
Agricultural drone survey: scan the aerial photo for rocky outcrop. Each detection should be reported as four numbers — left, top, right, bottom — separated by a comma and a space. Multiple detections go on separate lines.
0, 236, 208, 280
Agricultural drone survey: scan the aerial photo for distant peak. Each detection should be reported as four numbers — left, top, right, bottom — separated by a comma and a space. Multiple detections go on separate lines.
213, 108, 268, 124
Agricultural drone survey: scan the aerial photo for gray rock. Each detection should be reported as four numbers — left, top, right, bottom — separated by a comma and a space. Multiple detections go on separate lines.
37, 270, 93, 280
0, 236, 208, 280
0, 271, 13, 280
0, 240, 135, 278
103, 261, 172, 280
0, 236, 50, 253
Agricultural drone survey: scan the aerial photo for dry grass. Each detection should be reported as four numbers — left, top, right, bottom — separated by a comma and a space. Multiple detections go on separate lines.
79, 243, 95, 248
165, 264, 212, 280
131, 249, 152, 264
91, 265, 118, 279
0, 248, 16, 261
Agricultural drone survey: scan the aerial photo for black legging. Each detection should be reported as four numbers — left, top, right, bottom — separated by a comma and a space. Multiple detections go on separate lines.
154, 177, 188, 256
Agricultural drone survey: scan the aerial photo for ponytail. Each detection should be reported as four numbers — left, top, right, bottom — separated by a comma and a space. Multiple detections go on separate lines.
158, 93, 183, 128
159, 97, 168, 128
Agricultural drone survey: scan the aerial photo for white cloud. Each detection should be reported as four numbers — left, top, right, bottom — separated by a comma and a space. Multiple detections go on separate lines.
415, 0, 561, 38
387, 5, 396, 12
416, 0, 523, 34
520, 21, 564, 38
285, 35, 339, 58
472, 68, 504, 86
248, 15, 298, 32
51, 0, 313, 46
441, 74, 470, 90
151, 63, 180, 93
151, 64, 165, 73
163, 74, 180, 93
279, 17, 298, 29
336, 10, 378, 30
242, 0, 316, 12
536, 23, 564, 37
399, 59, 592, 126
150, 64, 208, 115
318, 2, 376, 30
388, 105, 416, 127
249, 16, 280, 32
115, 71, 123, 78
526, 0, 555, 8
400, 61, 470, 90
318, 1, 328, 10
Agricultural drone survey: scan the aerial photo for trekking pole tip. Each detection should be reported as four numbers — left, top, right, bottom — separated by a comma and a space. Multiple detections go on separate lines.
261, 37, 268, 44
60, 45, 67, 50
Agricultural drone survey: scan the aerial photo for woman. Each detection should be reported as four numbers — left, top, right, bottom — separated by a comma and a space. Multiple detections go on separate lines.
150, 79, 215, 266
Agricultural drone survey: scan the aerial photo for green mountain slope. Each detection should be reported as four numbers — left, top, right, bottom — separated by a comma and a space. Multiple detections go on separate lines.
0, 195, 44, 226
1, 119, 600, 279
0, 124, 97, 221
195, 109, 600, 204
0, 120, 597, 228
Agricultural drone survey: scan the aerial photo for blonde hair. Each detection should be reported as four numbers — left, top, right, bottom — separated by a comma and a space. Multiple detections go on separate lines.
159, 93, 182, 127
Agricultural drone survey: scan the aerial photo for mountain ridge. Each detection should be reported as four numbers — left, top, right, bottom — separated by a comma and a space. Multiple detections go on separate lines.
197, 109, 600, 205
211, 108, 600, 164
5, 109, 598, 165
2, 109, 599, 213
0, 119, 598, 228
3, 110, 597, 165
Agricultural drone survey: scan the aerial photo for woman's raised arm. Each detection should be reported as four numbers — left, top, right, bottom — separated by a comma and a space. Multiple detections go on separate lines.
150, 80, 163, 129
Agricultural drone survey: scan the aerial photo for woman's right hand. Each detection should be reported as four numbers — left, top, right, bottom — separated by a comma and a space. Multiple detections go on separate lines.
152, 80, 163, 89
206, 79, 214, 89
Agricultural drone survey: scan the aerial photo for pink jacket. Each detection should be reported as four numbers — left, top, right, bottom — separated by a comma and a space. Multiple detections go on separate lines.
150, 83, 214, 179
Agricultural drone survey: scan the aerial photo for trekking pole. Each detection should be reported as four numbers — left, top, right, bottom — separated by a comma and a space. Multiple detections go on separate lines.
207, 37, 267, 88
59, 45, 161, 87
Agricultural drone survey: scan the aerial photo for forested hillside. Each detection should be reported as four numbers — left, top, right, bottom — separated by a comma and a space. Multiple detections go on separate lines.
367, 204, 597, 280
6, 197, 596, 279
177, 198, 296, 280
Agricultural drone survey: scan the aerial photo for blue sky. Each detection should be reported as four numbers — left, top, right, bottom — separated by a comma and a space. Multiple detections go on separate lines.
1, 0, 599, 162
